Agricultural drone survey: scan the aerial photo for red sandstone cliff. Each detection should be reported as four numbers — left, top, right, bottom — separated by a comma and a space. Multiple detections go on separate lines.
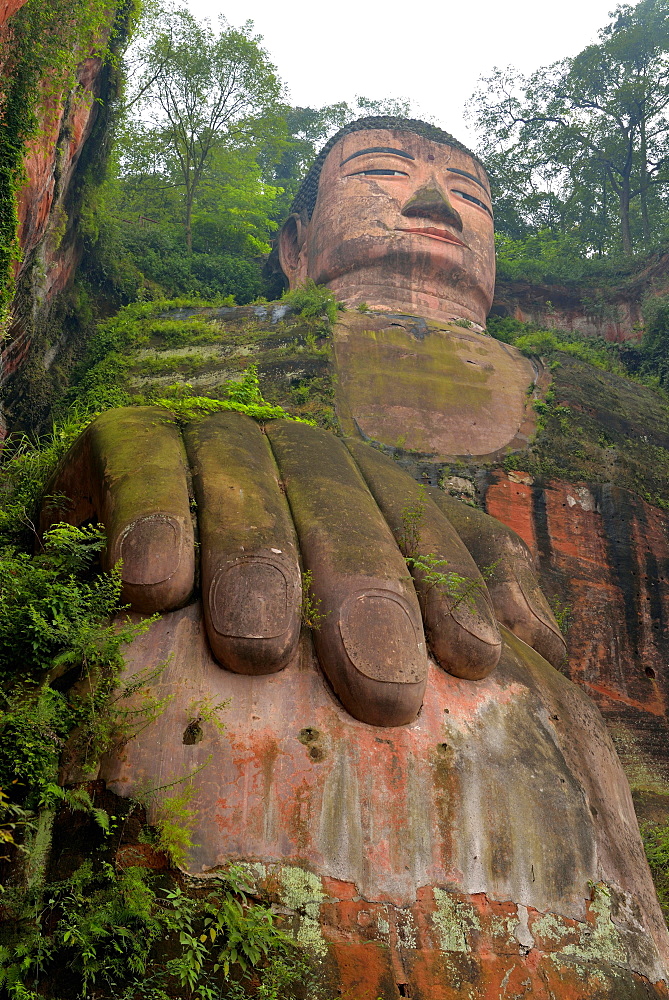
485, 470, 669, 823
0, 2, 120, 426
0, 0, 26, 24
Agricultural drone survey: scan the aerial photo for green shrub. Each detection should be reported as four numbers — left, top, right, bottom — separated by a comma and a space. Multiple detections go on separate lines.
156, 365, 314, 425
0, 860, 326, 999
282, 280, 340, 325
487, 314, 657, 385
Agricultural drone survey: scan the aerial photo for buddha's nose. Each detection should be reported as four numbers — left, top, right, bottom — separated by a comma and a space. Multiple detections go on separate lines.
401, 180, 463, 231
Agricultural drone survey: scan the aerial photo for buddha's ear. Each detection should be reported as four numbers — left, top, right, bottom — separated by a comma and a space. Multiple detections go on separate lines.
278, 213, 308, 287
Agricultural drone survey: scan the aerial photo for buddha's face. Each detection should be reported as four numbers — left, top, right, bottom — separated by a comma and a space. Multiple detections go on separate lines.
279, 128, 496, 327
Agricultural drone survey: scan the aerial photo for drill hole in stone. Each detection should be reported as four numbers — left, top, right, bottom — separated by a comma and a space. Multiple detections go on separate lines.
398, 986, 410, 998
437, 743, 449, 754
645, 667, 656, 678
183, 720, 203, 745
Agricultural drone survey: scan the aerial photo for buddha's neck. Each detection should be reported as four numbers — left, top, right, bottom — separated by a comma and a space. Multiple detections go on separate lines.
323, 273, 490, 329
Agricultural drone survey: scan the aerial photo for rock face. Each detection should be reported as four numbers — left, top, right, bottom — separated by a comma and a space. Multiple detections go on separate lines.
453, 353, 669, 830
492, 278, 644, 341
0, 0, 27, 24
334, 311, 537, 459
0, 5, 118, 427
486, 473, 669, 823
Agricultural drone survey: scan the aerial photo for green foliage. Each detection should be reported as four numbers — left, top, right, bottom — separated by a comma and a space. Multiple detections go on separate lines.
87, 220, 266, 304
0, 692, 70, 805
638, 294, 669, 389
487, 314, 658, 386
0, 524, 123, 684
399, 487, 494, 613
550, 596, 573, 636
162, 872, 294, 988
494, 231, 593, 285
0, 417, 91, 547
406, 551, 494, 614
468, 0, 669, 259
0, 0, 137, 321
155, 365, 314, 425
0, 859, 323, 999
0, 787, 33, 862
122, 9, 283, 254
282, 280, 340, 326
496, 329, 669, 502
300, 570, 327, 631
55, 293, 335, 431
398, 487, 428, 560
151, 785, 198, 869
84, 4, 288, 304
0, 522, 155, 806
642, 820, 669, 921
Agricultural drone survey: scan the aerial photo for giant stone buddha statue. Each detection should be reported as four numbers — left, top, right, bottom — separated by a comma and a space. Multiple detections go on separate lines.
43, 118, 669, 998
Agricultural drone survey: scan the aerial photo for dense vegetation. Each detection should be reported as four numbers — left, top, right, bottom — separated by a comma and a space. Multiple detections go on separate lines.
469, 0, 669, 282
0, 0, 140, 319
486, 314, 669, 505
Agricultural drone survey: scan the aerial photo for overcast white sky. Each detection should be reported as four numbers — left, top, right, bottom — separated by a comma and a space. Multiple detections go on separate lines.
187, 0, 618, 148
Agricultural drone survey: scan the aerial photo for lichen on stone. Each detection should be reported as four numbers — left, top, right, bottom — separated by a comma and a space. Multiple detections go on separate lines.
432, 889, 481, 953
278, 865, 328, 957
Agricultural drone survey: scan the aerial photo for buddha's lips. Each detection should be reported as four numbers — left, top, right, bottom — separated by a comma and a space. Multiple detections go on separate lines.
396, 227, 468, 247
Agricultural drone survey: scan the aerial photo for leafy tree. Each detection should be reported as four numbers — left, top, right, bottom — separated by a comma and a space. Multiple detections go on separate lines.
468, 0, 669, 256
122, 9, 284, 251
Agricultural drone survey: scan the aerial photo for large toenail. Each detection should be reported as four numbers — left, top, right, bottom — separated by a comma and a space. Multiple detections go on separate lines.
209, 557, 294, 638
119, 515, 183, 585
449, 592, 501, 647
339, 590, 426, 684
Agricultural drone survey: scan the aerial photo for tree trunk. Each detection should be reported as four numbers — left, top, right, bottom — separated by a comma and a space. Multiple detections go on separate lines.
619, 181, 633, 255
640, 116, 651, 245
185, 190, 193, 253
599, 172, 607, 257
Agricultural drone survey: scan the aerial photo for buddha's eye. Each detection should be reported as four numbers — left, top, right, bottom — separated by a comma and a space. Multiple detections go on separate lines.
452, 189, 493, 217
348, 169, 409, 177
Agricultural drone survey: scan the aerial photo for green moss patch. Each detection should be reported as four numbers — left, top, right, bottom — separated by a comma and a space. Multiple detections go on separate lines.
67, 298, 338, 431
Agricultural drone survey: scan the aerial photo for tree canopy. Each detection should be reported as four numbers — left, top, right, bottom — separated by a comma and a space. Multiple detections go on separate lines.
467, 0, 669, 277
